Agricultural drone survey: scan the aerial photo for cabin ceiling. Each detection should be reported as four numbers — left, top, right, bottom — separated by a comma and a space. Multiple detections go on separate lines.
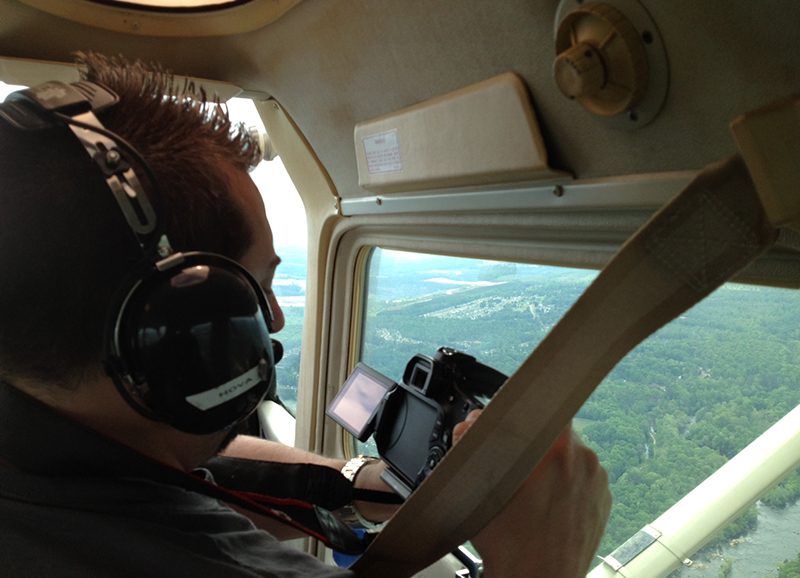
1, 0, 798, 200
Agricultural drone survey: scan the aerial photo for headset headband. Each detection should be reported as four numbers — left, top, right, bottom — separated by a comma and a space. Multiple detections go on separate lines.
10, 81, 163, 254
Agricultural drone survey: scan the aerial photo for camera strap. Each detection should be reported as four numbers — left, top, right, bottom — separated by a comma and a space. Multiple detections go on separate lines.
203, 455, 403, 509
352, 153, 783, 576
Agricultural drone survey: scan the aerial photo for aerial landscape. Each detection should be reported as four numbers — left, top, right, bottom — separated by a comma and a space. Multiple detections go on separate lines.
274, 247, 800, 577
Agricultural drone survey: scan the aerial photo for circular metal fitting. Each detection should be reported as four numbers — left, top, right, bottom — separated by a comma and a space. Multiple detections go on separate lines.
554, 0, 669, 129
105, 149, 122, 166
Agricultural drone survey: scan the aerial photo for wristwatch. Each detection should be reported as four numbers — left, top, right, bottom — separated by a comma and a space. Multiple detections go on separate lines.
336, 455, 382, 530
340, 455, 377, 485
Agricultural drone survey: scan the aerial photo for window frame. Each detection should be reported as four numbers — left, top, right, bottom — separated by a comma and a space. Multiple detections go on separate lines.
318, 188, 800, 576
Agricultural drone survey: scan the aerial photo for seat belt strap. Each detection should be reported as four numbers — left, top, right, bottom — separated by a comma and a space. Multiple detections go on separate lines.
352, 154, 778, 577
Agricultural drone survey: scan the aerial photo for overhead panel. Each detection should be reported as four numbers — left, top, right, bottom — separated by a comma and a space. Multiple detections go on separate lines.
0, 56, 78, 86
353, 72, 566, 196
0, 56, 244, 101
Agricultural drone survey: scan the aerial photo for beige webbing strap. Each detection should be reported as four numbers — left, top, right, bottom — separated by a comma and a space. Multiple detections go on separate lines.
352, 155, 777, 577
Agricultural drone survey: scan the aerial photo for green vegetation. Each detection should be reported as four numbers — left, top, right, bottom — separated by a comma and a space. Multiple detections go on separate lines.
358, 253, 800, 559
580, 284, 800, 554
762, 470, 800, 509
269, 246, 307, 414
275, 249, 800, 573
771, 551, 800, 577
273, 305, 302, 413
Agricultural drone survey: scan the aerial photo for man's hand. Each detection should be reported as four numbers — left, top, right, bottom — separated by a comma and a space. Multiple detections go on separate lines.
455, 411, 612, 578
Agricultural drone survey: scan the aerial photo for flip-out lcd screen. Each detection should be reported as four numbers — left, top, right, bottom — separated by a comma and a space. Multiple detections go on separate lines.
327, 363, 396, 441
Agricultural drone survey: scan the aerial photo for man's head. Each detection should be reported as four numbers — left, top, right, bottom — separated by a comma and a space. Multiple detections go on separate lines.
0, 52, 264, 390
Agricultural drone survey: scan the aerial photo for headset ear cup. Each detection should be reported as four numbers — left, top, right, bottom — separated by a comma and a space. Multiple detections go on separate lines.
107, 253, 276, 434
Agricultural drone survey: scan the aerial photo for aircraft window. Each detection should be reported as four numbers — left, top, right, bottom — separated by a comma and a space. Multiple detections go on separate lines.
357, 247, 800, 576
0, 82, 26, 100
229, 98, 307, 414
249, 155, 306, 414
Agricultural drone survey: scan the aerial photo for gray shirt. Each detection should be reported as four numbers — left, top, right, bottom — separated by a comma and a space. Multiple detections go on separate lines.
0, 381, 353, 577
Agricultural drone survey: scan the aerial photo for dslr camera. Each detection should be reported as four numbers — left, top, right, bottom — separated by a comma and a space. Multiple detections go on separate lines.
327, 347, 507, 498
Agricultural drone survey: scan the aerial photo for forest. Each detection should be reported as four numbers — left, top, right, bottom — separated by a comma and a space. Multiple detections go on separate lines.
273, 249, 800, 573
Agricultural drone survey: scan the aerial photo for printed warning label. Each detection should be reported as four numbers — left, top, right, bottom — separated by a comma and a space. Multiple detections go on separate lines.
363, 129, 403, 174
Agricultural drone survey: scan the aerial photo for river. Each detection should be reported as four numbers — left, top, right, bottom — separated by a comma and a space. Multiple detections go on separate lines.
673, 500, 800, 577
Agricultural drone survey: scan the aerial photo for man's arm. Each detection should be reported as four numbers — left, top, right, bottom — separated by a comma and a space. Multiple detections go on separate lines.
220, 436, 397, 525
222, 435, 343, 467
222, 424, 611, 578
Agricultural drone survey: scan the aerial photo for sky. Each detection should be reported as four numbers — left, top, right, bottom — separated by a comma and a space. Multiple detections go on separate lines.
227, 98, 308, 249
249, 156, 308, 250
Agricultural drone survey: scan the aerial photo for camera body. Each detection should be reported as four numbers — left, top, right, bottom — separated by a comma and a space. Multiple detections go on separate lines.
327, 347, 507, 498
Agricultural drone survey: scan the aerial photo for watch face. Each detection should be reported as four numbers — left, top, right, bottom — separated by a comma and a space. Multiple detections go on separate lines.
342, 456, 371, 482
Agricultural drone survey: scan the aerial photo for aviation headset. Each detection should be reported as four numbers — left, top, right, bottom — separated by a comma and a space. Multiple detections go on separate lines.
0, 80, 281, 434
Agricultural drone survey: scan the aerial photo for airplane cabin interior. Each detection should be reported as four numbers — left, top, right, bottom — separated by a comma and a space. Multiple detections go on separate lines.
1, 1, 799, 576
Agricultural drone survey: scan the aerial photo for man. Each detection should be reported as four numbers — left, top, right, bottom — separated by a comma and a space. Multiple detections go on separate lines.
0, 52, 610, 577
